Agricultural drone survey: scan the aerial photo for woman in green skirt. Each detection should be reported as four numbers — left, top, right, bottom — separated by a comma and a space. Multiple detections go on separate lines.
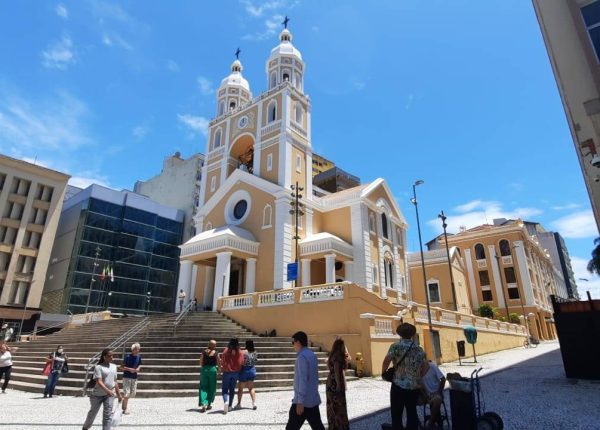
198, 340, 218, 412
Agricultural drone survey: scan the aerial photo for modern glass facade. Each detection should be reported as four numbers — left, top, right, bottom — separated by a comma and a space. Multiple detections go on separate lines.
63, 196, 183, 315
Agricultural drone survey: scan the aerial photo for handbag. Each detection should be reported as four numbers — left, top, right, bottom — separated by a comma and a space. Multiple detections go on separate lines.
42, 362, 51, 376
86, 367, 97, 389
382, 341, 414, 383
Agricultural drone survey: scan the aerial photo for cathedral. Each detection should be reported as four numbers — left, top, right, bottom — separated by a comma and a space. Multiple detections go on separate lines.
177, 26, 410, 310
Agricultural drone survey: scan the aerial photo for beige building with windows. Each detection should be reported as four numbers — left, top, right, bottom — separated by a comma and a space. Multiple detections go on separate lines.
0, 155, 69, 331
408, 247, 473, 315
428, 220, 568, 340
311, 153, 335, 177
177, 28, 410, 310
533, 0, 600, 228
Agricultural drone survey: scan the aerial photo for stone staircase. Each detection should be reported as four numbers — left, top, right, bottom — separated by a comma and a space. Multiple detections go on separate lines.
8, 312, 344, 398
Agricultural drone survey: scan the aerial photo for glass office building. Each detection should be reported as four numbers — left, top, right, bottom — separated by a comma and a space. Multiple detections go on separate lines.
43, 185, 184, 315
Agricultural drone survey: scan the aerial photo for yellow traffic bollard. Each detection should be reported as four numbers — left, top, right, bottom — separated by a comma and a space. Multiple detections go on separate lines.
355, 352, 364, 377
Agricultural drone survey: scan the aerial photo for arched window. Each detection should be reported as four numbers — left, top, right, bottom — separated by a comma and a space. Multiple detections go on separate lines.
218, 101, 225, 116
262, 204, 272, 228
213, 128, 222, 150
229, 100, 236, 110
282, 71, 290, 82
475, 243, 486, 260
295, 102, 303, 124
381, 213, 389, 239
499, 239, 511, 256
384, 254, 394, 288
369, 213, 375, 232
269, 71, 277, 89
268, 101, 277, 123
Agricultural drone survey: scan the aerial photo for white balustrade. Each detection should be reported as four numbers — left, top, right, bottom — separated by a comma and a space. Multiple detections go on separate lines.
257, 290, 295, 307
261, 120, 282, 137
441, 310, 457, 325
300, 283, 345, 302
475, 317, 488, 329
374, 318, 394, 337
289, 121, 307, 137
221, 295, 253, 310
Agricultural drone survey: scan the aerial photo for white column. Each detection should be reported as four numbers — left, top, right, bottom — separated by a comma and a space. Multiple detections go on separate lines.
190, 264, 198, 302
177, 260, 193, 312
245, 258, 257, 293
274, 198, 293, 290
301, 259, 312, 287
344, 261, 354, 283
514, 241, 535, 306
253, 101, 263, 176
463, 249, 479, 308
488, 245, 506, 309
203, 266, 215, 310
213, 251, 232, 311
325, 253, 337, 284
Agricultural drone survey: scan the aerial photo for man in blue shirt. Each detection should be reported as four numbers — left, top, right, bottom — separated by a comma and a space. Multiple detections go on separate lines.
286, 331, 325, 430
120, 343, 142, 415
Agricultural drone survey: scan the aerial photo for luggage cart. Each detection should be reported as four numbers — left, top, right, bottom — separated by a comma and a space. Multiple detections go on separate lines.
447, 368, 504, 430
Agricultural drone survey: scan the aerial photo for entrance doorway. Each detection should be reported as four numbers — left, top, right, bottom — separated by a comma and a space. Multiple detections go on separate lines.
229, 269, 241, 295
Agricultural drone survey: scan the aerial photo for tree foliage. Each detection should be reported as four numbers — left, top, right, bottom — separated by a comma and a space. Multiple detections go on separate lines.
587, 237, 600, 276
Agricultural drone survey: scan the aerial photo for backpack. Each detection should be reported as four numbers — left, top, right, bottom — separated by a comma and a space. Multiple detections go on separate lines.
86, 366, 97, 389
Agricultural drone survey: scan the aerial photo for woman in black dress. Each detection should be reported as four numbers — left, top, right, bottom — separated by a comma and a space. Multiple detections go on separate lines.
326, 338, 349, 430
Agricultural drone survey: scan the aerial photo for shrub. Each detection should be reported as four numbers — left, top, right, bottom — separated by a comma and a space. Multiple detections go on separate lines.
478, 304, 495, 319
508, 313, 521, 324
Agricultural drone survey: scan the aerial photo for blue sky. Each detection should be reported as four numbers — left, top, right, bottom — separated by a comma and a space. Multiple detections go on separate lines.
1, 1, 599, 297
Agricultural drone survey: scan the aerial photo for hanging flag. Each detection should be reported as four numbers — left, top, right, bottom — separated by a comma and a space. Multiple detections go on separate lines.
110, 265, 114, 283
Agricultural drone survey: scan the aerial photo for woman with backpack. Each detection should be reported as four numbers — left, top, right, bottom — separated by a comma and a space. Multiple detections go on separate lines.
83, 348, 122, 430
43, 345, 68, 398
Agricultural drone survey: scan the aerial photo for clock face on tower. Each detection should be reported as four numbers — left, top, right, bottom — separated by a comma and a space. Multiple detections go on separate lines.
237, 115, 249, 129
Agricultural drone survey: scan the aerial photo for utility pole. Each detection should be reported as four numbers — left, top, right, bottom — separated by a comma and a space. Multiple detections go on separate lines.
438, 210, 458, 311
290, 182, 304, 288
84, 246, 102, 314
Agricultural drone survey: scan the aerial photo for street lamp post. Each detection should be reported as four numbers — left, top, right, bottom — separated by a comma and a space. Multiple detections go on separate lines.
84, 246, 102, 314
438, 210, 458, 311
290, 182, 304, 288
146, 291, 151, 316
107, 292, 112, 310
411, 180, 438, 360
17, 273, 34, 341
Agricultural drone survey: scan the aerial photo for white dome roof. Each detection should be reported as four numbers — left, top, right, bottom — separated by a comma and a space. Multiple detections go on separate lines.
269, 29, 302, 61
219, 60, 250, 92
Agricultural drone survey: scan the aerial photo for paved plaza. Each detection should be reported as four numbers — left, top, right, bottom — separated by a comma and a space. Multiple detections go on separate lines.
1, 341, 598, 429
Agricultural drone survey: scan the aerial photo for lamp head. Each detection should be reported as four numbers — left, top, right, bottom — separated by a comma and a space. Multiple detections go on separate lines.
414, 180, 424, 186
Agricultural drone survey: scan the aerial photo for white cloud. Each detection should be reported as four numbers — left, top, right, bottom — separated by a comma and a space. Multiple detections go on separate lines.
551, 203, 582, 211
243, 14, 284, 41
197, 76, 214, 95
177, 114, 209, 137
570, 256, 600, 299
0, 89, 92, 151
405, 94, 414, 110
101, 32, 133, 50
69, 174, 110, 189
239, 0, 286, 17
132, 124, 150, 140
167, 59, 180, 72
56, 4, 68, 19
41, 36, 75, 70
427, 199, 543, 234
550, 210, 598, 239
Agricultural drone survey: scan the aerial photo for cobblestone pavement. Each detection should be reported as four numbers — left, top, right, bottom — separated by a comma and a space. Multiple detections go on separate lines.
2, 341, 596, 429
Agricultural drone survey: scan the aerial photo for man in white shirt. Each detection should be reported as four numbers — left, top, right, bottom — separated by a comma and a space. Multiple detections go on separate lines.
420, 360, 446, 429
178, 290, 186, 312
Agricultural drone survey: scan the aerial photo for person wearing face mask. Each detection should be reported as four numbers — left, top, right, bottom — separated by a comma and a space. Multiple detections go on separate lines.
83, 348, 122, 430
43, 345, 68, 398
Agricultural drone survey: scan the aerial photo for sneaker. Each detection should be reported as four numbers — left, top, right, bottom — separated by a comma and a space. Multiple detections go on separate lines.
252, 405, 257, 410
199, 406, 206, 413
233, 404, 241, 411
223, 404, 228, 415
48, 395, 53, 398
1, 390, 5, 394
43, 394, 47, 398
206, 404, 212, 410
123, 410, 130, 415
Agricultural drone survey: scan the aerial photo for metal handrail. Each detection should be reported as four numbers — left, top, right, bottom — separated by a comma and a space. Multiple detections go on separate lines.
80, 317, 151, 396
173, 301, 194, 336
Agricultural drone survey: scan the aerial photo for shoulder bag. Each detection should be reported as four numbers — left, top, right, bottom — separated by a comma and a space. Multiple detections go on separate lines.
382, 341, 414, 383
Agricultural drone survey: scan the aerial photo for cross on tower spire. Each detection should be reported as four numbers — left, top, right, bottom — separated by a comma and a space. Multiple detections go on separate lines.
234, 47, 241, 60
282, 15, 290, 29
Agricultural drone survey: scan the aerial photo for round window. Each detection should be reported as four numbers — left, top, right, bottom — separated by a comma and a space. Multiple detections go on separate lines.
233, 200, 248, 220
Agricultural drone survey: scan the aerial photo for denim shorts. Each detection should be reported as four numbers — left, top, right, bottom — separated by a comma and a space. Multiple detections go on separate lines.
238, 366, 256, 382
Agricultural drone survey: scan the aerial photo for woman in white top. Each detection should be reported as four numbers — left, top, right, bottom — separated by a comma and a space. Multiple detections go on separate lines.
83, 348, 122, 430
0, 342, 16, 393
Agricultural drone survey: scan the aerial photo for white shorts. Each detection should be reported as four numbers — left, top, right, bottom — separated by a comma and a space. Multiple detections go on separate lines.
122, 378, 138, 398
